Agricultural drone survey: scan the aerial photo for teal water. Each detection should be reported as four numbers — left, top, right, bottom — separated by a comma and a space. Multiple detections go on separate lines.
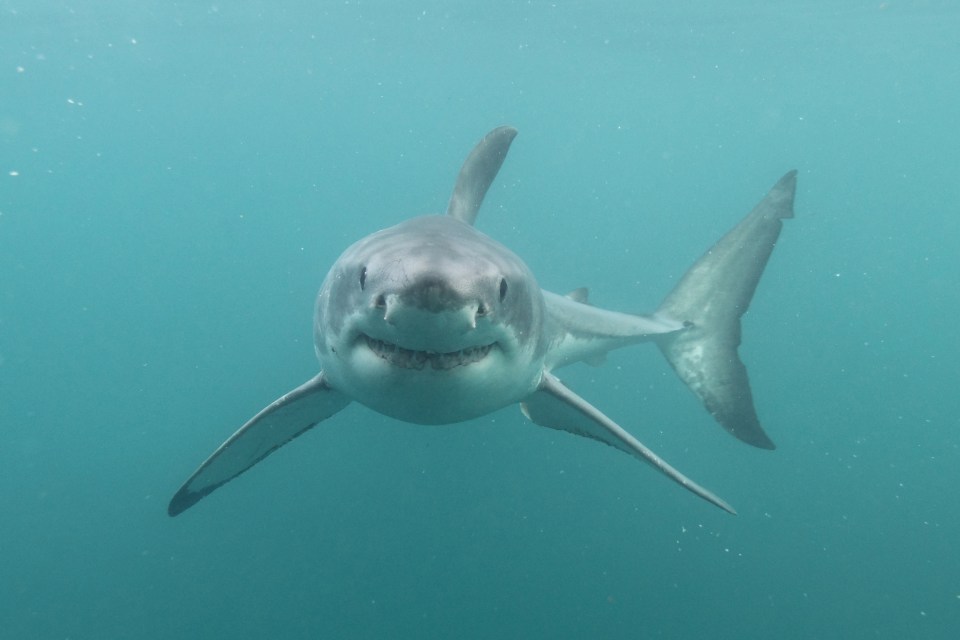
2, 1, 958, 638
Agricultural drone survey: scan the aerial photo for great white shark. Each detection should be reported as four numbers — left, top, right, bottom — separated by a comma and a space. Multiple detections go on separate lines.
168, 126, 796, 517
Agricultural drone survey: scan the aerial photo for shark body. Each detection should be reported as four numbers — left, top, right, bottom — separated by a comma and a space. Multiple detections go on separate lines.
169, 127, 796, 517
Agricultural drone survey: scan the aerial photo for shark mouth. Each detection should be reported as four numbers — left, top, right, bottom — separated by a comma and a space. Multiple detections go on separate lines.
362, 335, 495, 370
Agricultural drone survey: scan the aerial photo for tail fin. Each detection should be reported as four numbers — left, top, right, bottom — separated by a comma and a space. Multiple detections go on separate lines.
656, 171, 797, 449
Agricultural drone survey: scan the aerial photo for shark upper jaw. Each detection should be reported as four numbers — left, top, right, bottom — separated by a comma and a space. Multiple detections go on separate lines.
360, 333, 498, 371
340, 292, 519, 376
346, 310, 514, 376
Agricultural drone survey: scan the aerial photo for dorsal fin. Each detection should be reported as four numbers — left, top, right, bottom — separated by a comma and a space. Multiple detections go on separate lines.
565, 287, 590, 304
445, 126, 518, 225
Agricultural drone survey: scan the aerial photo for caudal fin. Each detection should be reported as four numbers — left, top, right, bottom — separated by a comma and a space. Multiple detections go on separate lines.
656, 171, 797, 449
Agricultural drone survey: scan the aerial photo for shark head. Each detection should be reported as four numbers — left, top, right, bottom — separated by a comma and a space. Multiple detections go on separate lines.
315, 215, 547, 424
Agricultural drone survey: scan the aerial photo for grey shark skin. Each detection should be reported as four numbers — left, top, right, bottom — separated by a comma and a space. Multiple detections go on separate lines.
168, 126, 797, 517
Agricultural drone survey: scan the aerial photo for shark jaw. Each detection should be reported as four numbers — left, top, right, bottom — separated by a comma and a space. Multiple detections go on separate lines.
361, 334, 498, 371
317, 301, 543, 426
331, 332, 539, 425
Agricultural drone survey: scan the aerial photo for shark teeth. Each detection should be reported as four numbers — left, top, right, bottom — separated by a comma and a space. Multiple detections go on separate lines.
362, 335, 494, 370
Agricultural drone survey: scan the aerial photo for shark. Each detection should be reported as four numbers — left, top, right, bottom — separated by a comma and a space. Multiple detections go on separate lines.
168, 126, 796, 517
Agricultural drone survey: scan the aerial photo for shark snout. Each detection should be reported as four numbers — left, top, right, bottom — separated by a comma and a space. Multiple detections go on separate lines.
379, 292, 486, 332
371, 274, 504, 331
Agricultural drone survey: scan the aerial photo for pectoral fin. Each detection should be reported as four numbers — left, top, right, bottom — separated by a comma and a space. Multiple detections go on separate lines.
521, 372, 736, 514
168, 374, 350, 516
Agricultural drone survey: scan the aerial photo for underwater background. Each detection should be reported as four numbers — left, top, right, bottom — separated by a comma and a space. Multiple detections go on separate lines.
2, 1, 958, 638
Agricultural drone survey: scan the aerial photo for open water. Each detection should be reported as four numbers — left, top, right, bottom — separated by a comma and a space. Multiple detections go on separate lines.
2, 1, 958, 638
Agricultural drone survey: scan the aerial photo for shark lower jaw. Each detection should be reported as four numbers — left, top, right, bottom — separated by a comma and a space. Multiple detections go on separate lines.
360, 334, 498, 371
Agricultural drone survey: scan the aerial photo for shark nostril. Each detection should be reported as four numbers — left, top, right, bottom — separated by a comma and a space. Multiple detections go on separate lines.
499, 278, 508, 302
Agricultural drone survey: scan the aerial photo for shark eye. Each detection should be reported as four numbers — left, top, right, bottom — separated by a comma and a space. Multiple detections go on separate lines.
359, 266, 367, 290
477, 303, 487, 317
499, 278, 508, 302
